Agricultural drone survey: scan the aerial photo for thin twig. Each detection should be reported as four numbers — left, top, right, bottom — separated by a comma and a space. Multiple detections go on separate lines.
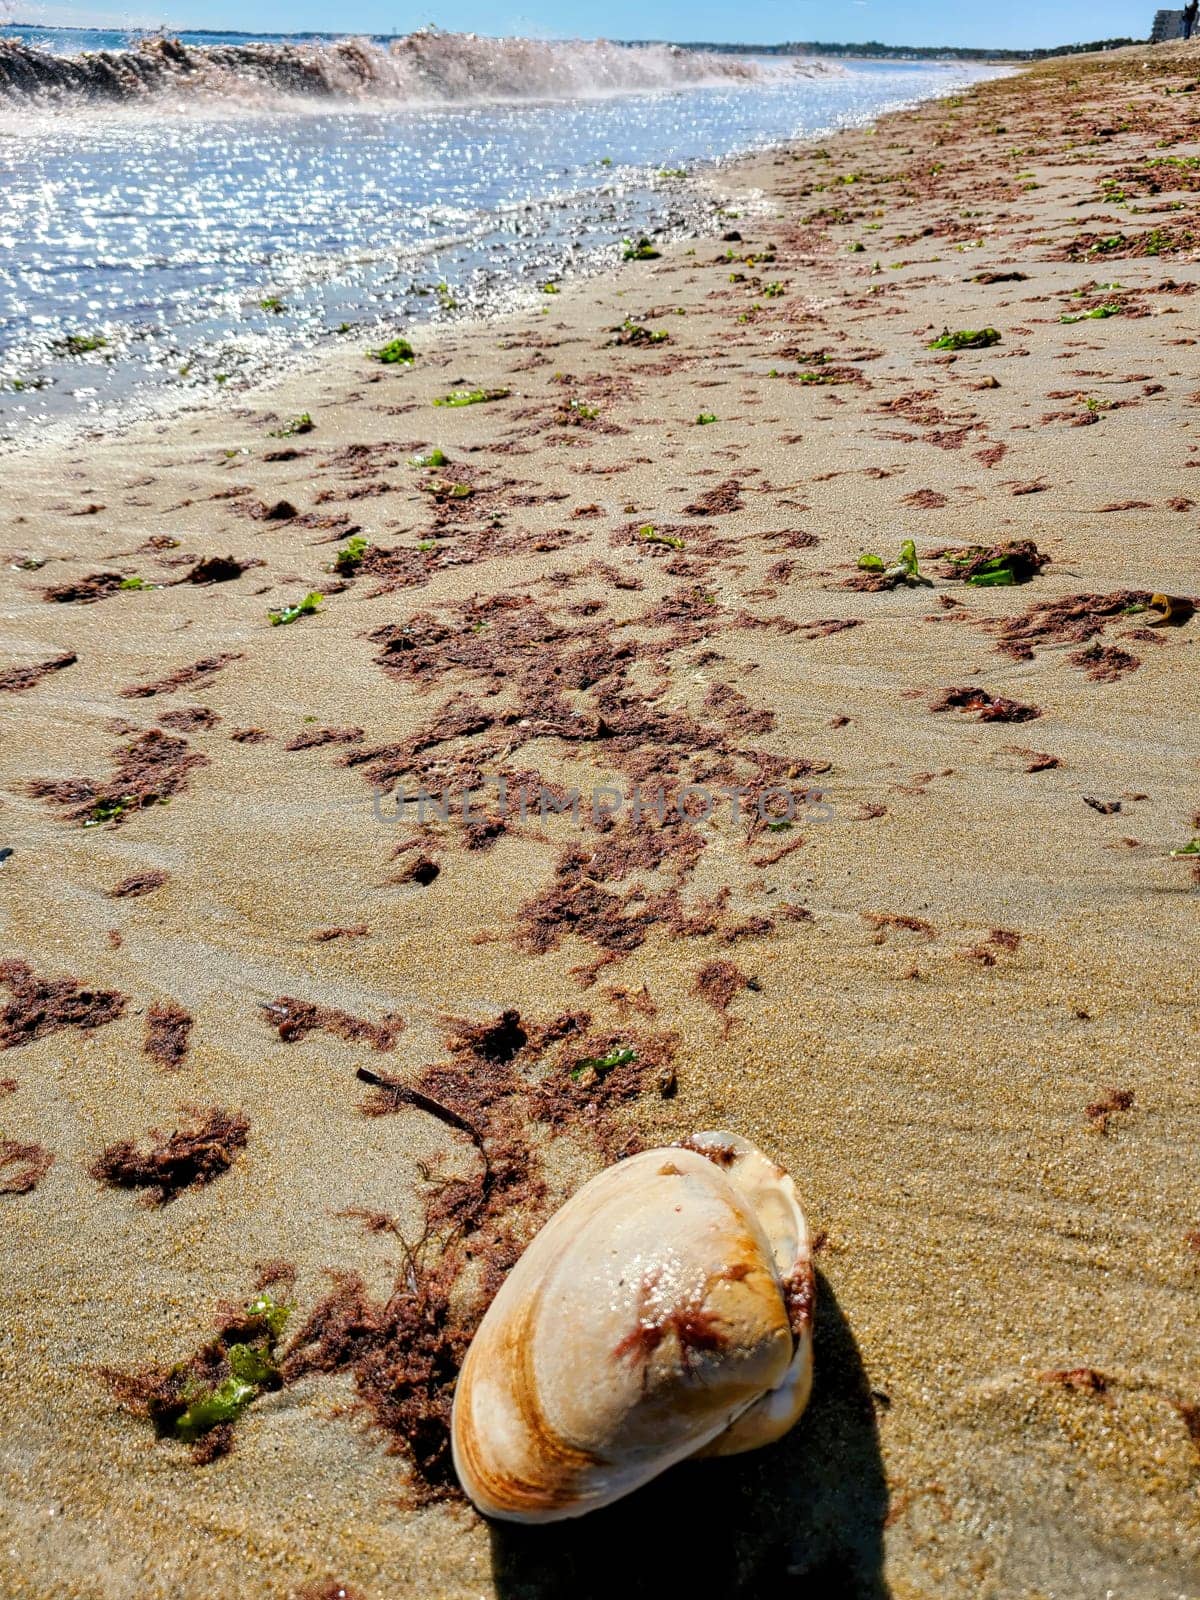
354, 1067, 485, 1150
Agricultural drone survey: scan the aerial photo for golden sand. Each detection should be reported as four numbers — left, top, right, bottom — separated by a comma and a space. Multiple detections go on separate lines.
1, 42, 1198, 1600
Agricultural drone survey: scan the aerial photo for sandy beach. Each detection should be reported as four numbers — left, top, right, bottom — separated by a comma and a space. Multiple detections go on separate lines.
1, 39, 1198, 1599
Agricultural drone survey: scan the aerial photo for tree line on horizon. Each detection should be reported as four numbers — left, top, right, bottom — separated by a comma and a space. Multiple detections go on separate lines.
629, 37, 1143, 60
0, 22, 1147, 61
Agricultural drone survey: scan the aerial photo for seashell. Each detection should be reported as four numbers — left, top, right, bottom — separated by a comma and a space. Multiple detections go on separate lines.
1147, 592, 1195, 628
451, 1130, 814, 1522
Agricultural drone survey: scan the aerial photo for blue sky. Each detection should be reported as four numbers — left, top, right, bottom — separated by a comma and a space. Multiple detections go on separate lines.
9, 0, 1155, 50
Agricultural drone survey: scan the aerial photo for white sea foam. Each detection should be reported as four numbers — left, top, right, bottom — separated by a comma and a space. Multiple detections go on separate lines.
0, 30, 831, 113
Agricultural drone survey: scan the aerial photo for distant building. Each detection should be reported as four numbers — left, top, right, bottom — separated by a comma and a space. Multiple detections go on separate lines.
1151, 9, 1187, 39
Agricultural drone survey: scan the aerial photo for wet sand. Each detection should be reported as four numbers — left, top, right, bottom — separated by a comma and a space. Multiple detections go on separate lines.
1, 41, 1198, 1600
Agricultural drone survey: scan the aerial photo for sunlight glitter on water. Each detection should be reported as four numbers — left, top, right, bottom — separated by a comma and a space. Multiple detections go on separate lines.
0, 34, 999, 442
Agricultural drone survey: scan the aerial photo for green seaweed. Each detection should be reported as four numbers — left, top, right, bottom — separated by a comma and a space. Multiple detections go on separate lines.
84, 798, 130, 828
420, 477, 473, 500
615, 317, 667, 346
1170, 839, 1200, 857
268, 591, 323, 626
967, 562, 1016, 586
621, 236, 661, 261
271, 412, 313, 437
927, 327, 1001, 350
1060, 304, 1120, 323
432, 387, 510, 408
174, 1371, 258, 1442
570, 1045, 637, 1083
962, 559, 1017, 586
408, 447, 447, 468
333, 536, 369, 575
1140, 228, 1176, 255
696, 412, 717, 425
53, 333, 108, 357
170, 1292, 291, 1444
638, 525, 685, 550
858, 539, 931, 588
367, 338, 415, 365
259, 296, 286, 315
119, 576, 154, 591
942, 540, 1046, 586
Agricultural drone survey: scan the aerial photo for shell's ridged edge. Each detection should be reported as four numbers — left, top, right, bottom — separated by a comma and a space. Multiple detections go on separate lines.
682, 1132, 815, 1458
783, 1256, 818, 1336
454, 1279, 605, 1520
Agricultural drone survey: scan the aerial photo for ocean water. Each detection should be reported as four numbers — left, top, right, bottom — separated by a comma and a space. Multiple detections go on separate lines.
0, 29, 998, 443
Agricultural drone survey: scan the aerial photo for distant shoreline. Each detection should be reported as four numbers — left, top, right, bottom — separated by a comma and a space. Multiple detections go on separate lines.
0, 22, 1143, 63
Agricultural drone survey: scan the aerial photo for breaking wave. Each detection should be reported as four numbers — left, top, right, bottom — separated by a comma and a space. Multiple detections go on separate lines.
0, 30, 824, 111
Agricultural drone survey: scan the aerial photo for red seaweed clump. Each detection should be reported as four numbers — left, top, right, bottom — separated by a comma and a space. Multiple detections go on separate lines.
267, 996, 404, 1052
528, 1028, 678, 1158
144, 1002, 193, 1070
89, 1106, 249, 1204
42, 572, 124, 604
284, 726, 364, 751
119, 651, 243, 699
282, 1254, 474, 1500
1067, 643, 1141, 682
108, 869, 170, 899
179, 555, 255, 585
929, 686, 1042, 722
26, 729, 208, 826
991, 591, 1150, 662
0, 957, 127, 1049
157, 706, 221, 732
1038, 1366, 1111, 1396
682, 478, 744, 516
0, 651, 77, 693
692, 959, 753, 1032
0, 1138, 54, 1195
1085, 1086, 1135, 1133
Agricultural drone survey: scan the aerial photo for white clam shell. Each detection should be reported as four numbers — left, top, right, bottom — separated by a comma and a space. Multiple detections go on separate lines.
451, 1130, 814, 1522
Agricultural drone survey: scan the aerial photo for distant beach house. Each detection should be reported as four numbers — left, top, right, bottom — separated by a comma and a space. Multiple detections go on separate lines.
1151, 9, 1188, 39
